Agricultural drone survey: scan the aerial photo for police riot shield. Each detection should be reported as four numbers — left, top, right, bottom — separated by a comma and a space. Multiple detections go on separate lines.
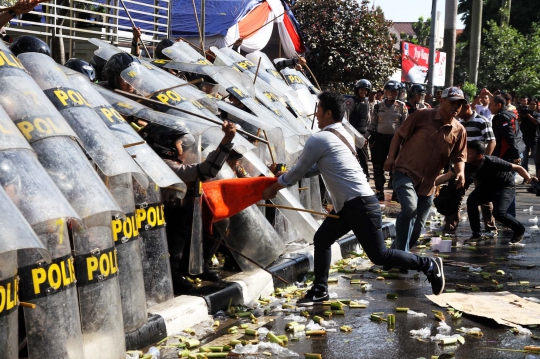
17, 219, 85, 359
162, 41, 209, 63
0, 42, 122, 220
89, 38, 123, 61
0, 107, 80, 229
189, 135, 204, 275
0, 42, 127, 358
104, 173, 147, 332
281, 68, 318, 123
0, 190, 49, 359
72, 212, 126, 358
65, 72, 187, 194
219, 47, 292, 95
19, 52, 146, 180
210, 161, 286, 273
133, 176, 174, 307
342, 119, 366, 149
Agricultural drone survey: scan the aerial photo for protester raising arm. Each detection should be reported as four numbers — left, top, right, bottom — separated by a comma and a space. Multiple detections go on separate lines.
0, 0, 43, 29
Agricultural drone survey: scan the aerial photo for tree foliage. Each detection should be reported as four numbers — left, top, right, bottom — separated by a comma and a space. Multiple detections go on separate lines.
478, 21, 540, 98
401, 16, 431, 47
458, 0, 540, 40
295, 0, 399, 92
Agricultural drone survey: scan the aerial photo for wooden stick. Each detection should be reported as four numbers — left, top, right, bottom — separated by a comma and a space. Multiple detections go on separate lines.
253, 57, 262, 85
19, 302, 36, 309
298, 187, 308, 191
253, 128, 262, 145
118, 0, 150, 58
123, 140, 146, 148
257, 203, 339, 219
262, 130, 275, 164
304, 64, 322, 91
311, 102, 318, 130
190, 0, 204, 56
146, 78, 203, 99
114, 89, 269, 144
208, 237, 288, 284
178, 38, 216, 59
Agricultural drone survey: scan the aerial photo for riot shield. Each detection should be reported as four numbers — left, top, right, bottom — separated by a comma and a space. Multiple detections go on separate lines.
18, 219, 85, 359
65, 72, 187, 193
104, 173, 147, 332
219, 47, 292, 95
19, 52, 146, 180
72, 212, 126, 358
89, 38, 123, 61
133, 176, 174, 307
281, 68, 318, 124
342, 119, 366, 148
189, 135, 204, 275
162, 41, 209, 63
0, 107, 80, 229
209, 161, 286, 273
0, 188, 50, 359
0, 42, 122, 220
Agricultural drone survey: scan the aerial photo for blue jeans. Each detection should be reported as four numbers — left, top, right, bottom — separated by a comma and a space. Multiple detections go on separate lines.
392, 171, 434, 251
311, 195, 431, 292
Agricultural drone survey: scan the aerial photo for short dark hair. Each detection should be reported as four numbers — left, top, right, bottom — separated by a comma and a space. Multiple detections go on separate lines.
492, 95, 506, 107
468, 140, 486, 155
317, 91, 345, 122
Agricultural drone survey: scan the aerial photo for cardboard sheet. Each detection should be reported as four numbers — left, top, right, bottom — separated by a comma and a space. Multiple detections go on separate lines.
426, 291, 540, 326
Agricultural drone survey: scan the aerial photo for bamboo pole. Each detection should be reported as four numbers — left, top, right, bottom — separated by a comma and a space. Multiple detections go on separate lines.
190, 0, 203, 56
114, 89, 269, 144
304, 64, 322, 91
123, 140, 146, 148
118, 0, 150, 58
252, 57, 262, 85
262, 130, 275, 164
146, 78, 203, 99
311, 102, 318, 130
257, 203, 339, 219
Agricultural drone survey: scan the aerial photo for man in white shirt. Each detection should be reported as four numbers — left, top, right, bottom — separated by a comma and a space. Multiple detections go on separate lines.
263, 92, 445, 306
473, 88, 493, 122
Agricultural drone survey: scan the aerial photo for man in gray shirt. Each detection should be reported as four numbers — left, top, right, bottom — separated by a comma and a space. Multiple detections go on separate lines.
263, 92, 445, 306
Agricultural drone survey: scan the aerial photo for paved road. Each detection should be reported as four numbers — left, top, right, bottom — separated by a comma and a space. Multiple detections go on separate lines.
165, 184, 540, 359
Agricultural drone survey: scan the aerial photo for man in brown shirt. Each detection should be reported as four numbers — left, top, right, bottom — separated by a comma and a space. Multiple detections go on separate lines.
384, 87, 467, 252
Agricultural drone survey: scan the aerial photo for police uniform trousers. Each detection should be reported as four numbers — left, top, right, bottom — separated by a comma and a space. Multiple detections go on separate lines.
371, 133, 395, 192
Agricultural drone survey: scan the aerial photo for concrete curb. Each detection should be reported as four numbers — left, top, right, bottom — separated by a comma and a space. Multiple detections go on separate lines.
126, 221, 395, 349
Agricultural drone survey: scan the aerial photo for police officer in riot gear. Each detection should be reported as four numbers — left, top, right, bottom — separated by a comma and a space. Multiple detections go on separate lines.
136, 119, 237, 291
9, 35, 51, 57
102, 52, 141, 93
366, 80, 408, 200
349, 79, 372, 178
155, 38, 175, 60
406, 84, 431, 115
64, 58, 97, 82
89, 55, 107, 81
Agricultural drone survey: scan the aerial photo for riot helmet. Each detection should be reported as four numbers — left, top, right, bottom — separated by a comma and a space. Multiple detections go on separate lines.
409, 83, 426, 103
155, 39, 175, 60
102, 52, 141, 88
9, 35, 51, 57
138, 122, 195, 162
383, 80, 401, 92
354, 79, 372, 98
65, 58, 96, 82
89, 55, 107, 81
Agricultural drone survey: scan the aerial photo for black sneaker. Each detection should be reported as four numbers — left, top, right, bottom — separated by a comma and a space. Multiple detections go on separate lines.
296, 290, 329, 307
511, 231, 525, 244
425, 257, 445, 295
464, 234, 484, 244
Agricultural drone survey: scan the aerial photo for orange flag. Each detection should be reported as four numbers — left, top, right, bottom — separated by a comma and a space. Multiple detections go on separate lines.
202, 177, 277, 229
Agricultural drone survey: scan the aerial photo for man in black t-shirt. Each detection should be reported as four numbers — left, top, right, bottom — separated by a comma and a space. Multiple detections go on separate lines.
465, 141, 534, 243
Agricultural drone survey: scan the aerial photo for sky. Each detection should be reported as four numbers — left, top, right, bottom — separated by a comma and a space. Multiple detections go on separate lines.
367, 0, 466, 29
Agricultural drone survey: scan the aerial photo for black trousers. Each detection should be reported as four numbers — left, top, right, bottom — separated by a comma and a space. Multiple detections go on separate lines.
467, 184, 525, 236
371, 133, 394, 192
312, 195, 431, 292
356, 145, 370, 178
164, 206, 218, 273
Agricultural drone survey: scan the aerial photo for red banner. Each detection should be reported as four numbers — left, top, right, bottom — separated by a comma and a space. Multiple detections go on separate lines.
401, 42, 446, 86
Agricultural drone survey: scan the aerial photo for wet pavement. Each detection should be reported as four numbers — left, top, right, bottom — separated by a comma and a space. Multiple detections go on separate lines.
157, 183, 540, 359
